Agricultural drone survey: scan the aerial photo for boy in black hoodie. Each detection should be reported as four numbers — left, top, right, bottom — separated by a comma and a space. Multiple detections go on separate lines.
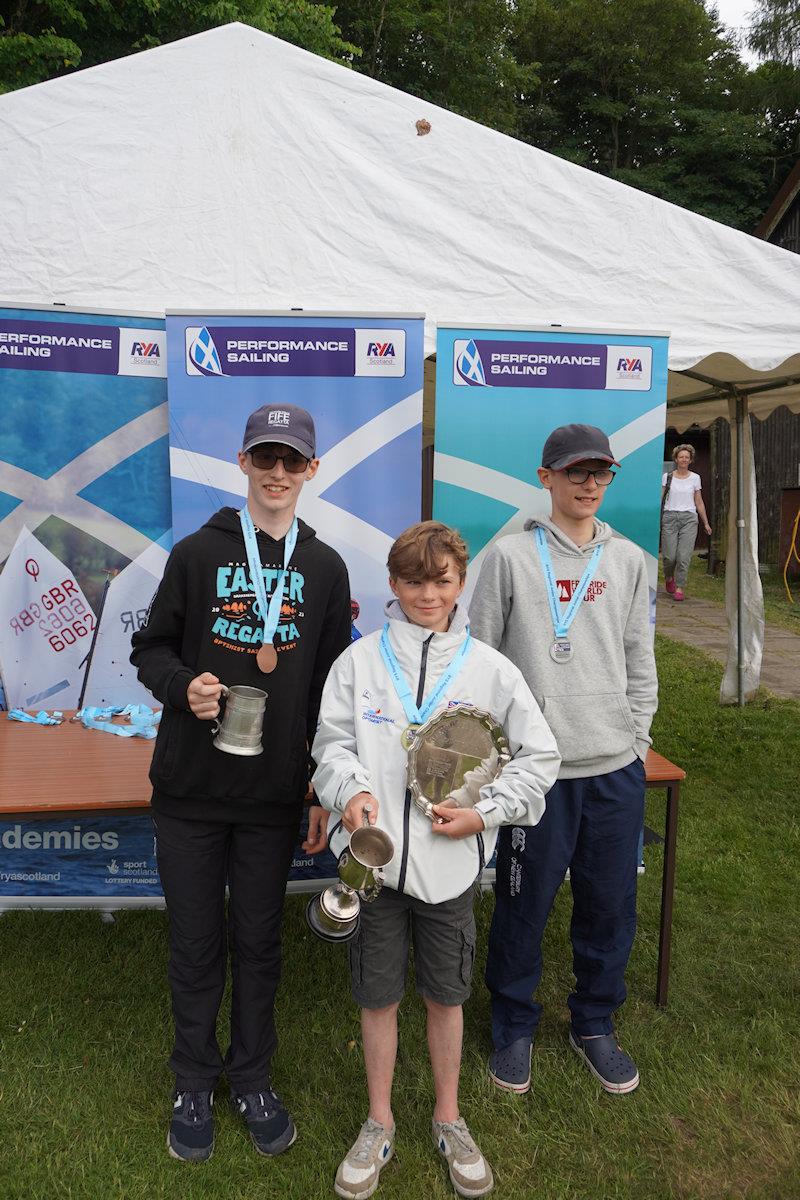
131, 402, 351, 1163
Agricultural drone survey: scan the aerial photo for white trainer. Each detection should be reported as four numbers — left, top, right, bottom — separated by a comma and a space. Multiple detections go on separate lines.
335, 1118, 395, 1200
432, 1117, 494, 1197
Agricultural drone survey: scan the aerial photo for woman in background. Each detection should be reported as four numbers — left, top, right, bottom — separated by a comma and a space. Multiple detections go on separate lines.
661, 444, 712, 602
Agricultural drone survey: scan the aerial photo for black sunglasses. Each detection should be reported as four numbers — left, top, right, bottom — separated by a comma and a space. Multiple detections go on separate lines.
248, 446, 310, 473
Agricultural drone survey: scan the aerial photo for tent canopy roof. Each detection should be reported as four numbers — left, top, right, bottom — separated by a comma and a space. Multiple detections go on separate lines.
2, 22, 799, 421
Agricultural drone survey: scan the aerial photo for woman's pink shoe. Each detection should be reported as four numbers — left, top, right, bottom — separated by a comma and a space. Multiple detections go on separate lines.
674, 588, 685, 601
665, 578, 676, 594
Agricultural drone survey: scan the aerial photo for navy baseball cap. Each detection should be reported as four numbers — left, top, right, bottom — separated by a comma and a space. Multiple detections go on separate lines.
541, 424, 620, 470
242, 403, 316, 458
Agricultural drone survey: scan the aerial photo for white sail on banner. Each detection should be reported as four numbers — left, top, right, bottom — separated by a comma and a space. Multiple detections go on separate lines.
83, 541, 169, 708
0, 526, 96, 708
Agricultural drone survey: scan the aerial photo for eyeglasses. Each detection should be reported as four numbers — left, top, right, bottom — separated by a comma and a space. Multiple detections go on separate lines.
563, 467, 616, 486
249, 446, 310, 473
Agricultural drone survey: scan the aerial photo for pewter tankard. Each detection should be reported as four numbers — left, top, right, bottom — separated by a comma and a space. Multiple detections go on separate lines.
306, 807, 394, 943
211, 684, 267, 756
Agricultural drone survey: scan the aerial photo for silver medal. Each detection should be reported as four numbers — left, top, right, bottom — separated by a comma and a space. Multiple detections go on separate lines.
550, 639, 573, 663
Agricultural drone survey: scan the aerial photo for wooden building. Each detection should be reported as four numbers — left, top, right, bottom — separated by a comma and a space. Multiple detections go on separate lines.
667, 162, 800, 570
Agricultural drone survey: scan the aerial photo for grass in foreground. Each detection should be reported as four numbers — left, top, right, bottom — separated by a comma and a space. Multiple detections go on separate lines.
1, 637, 799, 1200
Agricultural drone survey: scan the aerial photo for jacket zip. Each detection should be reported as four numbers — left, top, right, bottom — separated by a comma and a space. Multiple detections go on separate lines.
397, 632, 434, 895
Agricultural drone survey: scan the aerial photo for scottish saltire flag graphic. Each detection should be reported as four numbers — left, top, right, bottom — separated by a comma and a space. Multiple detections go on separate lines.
455, 339, 487, 386
188, 327, 225, 376
0, 306, 171, 708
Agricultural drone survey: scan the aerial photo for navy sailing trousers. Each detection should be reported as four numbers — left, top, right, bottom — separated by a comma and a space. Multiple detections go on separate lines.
486, 758, 645, 1048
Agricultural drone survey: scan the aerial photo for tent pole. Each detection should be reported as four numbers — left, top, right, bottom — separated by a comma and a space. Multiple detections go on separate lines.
736, 393, 745, 707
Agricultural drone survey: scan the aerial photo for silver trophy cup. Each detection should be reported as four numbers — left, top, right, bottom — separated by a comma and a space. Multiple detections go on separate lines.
211, 684, 267, 756
306, 808, 394, 943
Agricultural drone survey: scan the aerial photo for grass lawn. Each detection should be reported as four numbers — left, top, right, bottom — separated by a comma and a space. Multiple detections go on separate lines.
677, 556, 800, 635
1, 637, 799, 1200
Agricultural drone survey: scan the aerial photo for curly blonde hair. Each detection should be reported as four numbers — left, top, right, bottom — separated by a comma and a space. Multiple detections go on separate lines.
672, 444, 696, 463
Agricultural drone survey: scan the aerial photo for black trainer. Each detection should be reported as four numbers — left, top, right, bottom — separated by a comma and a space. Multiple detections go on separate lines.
231, 1087, 297, 1156
168, 1089, 215, 1162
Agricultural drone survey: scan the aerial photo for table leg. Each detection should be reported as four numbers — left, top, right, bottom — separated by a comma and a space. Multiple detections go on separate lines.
656, 781, 679, 1006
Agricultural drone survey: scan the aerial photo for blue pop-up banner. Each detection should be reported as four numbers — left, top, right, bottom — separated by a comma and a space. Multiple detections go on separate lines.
166, 310, 425, 643
433, 324, 669, 604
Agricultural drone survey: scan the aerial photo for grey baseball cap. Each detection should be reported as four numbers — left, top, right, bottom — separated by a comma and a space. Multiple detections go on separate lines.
541, 424, 620, 470
242, 403, 316, 458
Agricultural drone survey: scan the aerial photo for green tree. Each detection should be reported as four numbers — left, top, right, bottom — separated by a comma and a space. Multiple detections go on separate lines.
0, 0, 357, 95
0, 2, 85, 92
509, 0, 776, 228
331, 0, 537, 133
744, 2, 800, 198
748, 0, 800, 66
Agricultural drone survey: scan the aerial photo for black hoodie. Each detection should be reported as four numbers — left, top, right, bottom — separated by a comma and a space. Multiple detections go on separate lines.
131, 507, 351, 824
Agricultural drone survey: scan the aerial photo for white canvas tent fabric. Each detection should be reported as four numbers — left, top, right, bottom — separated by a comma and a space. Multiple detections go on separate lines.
1, 21, 799, 701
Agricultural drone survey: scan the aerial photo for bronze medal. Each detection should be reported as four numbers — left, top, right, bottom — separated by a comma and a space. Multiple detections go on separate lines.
257, 642, 278, 673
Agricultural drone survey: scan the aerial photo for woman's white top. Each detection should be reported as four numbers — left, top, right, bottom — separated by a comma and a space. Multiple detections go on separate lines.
662, 470, 701, 513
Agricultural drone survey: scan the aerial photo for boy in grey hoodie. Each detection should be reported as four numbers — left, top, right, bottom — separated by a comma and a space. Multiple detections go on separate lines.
469, 423, 657, 1096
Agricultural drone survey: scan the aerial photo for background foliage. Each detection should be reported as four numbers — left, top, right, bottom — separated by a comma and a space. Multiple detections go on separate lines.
1, 0, 798, 229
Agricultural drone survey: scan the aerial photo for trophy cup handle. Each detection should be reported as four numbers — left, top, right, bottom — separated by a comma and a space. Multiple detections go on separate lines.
361, 803, 373, 827
210, 684, 229, 737
360, 867, 384, 904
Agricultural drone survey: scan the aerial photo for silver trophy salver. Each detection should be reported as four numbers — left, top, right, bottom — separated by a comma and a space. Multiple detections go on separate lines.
406, 707, 511, 822
211, 684, 267, 756
306, 806, 394, 943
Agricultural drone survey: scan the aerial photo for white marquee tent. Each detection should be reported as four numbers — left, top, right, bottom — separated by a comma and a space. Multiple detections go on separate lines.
1, 21, 799, 702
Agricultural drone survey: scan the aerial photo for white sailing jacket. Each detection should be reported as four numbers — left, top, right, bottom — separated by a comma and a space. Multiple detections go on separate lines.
312, 601, 561, 904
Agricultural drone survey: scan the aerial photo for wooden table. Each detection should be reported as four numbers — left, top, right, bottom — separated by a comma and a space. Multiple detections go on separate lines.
0, 713, 154, 816
0, 718, 683, 1006
643, 748, 685, 1007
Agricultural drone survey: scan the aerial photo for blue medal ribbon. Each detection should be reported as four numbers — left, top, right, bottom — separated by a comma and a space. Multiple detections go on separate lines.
76, 704, 162, 738
239, 510, 298, 648
534, 527, 603, 639
379, 622, 472, 726
8, 708, 63, 726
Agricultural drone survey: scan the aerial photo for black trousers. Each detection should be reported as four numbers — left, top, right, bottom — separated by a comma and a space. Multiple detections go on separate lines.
153, 810, 300, 1092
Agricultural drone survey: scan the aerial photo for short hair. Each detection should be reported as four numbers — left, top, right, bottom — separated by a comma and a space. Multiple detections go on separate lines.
672, 443, 696, 462
388, 521, 468, 581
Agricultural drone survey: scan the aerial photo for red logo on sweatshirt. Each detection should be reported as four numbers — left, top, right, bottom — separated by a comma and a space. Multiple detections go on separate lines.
556, 579, 607, 603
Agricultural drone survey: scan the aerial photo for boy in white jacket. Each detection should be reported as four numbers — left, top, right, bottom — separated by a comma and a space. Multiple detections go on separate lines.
313, 521, 560, 1200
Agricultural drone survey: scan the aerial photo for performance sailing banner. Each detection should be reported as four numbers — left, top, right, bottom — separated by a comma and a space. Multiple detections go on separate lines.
0, 305, 172, 711
433, 324, 670, 605
166, 311, 425, 642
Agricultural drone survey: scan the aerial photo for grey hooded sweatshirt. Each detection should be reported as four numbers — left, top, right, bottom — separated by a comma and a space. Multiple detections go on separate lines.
469, 517, 657, 779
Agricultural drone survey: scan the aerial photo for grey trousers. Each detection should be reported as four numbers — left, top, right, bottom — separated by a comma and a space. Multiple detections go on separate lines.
661, 510, 698, 588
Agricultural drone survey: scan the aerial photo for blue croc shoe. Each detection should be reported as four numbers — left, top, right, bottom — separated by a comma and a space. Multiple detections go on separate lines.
569, 1032, 640, 1094
488, 1036, 532, 1094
